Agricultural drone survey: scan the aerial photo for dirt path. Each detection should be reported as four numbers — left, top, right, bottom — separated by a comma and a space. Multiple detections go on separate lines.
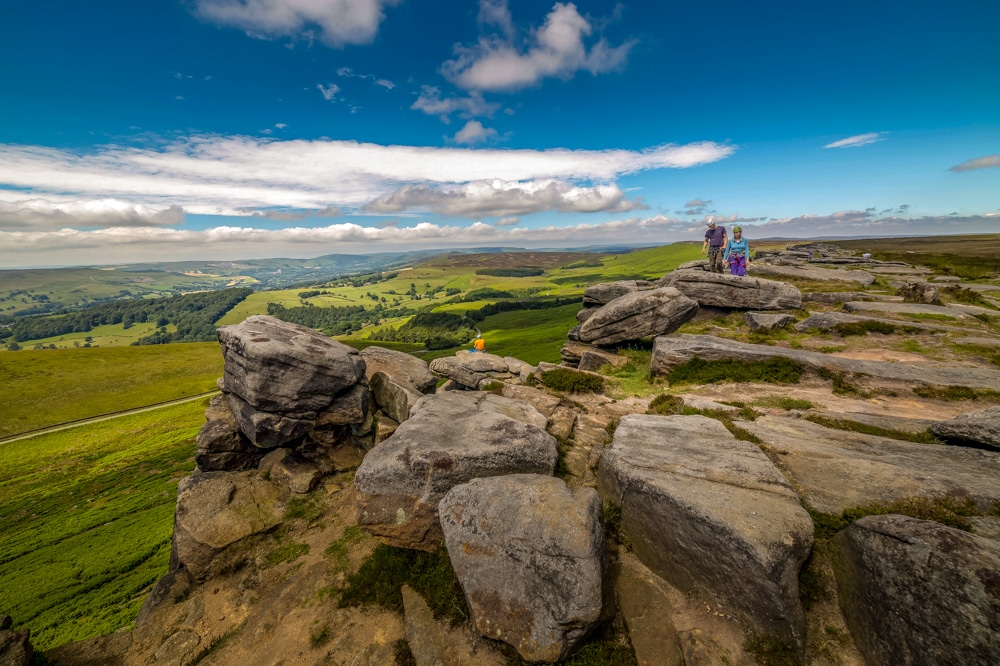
0, 391, 218, 445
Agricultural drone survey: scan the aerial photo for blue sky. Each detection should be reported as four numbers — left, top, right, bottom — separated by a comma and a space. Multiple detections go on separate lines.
1, 0, 998, 267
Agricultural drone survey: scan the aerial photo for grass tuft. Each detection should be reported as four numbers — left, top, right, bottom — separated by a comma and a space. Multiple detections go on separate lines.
816, 368, 869, 397
284, 494, 324, 524
541, 368, 605, 394
912, 385, 1000, 401
744, 634, 798, 666
804, 415, 942, 445
338, 545, 469, 627
666, 357, 803, 386
752, 396, 815, 411
834, 321, 896, 337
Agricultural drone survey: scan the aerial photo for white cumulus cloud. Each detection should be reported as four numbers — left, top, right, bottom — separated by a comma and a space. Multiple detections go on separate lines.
191, 0, 401, 48
364, 179, 647, 217
0, 198, 184, 231
318, 82, 340, 101
452, 120, 498, 145
444, 2, 636, 92
411, 86, 499, 122
0, 135, 734, 222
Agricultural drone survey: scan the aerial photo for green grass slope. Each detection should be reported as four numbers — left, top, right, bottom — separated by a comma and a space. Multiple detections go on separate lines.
0, 400, 203, 651
0, 344, 223, 438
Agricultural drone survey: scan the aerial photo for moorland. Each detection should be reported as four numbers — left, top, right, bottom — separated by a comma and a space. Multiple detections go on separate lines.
4, 235, 1000, 657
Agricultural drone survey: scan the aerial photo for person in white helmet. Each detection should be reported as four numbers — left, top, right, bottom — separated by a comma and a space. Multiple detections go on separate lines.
701, 217, 728, 273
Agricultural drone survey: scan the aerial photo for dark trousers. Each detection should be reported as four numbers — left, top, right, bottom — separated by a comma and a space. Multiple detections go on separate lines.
708, 246, 725, 273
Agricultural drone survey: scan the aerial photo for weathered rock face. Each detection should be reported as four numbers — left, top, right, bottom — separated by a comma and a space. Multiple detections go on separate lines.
897, 281, 940, 304
172, 471, 283, 580
598, 414, 813, 650
194, 395, 265, 472
216, 315, 368, 449
739, 415, 1000, 514
439, 474, 606, 663
355, 392, 558, 550
428, 352, 536, 391
650, 334, 1000, 390
360, 346, 437, 394
218, 315, 366, 414
578, 287, 699, 346
832, 515, 1000, 665
0, 616, 33, 666
369, 371, 423, 425
742, 312, 796, 332
583, 280, 649, 306
930, 406, 1000, 451
662, 271, 802, 310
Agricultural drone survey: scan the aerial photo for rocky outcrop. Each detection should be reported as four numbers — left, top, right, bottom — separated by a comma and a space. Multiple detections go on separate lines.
217, 315, 368, 449
742, 312, 796, 332
583, 280, 650, 306
598, 414, 813, 651
439, 474, 606, 663
172, 471, 283, 580
650, 334, 1000, 390
355, 392, 557, 550
0, 615, 33, 666
194, 395, 264, 472
801, 291, 894, 303
577, 287, 698, 346
740, 415, 1000, 514
258, 448, 323, 494
662, 271, 802, 310
360, 345, 436, 394
369, 371, 422, 424
930, 406, 1000, 451
897, 281, 940, 304
832, 515, 1000, 665
560, 341, 628, 371
428, 352, 533, 390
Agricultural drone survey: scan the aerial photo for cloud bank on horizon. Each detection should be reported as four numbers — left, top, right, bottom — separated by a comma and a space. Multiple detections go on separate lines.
0, 0, 997, 266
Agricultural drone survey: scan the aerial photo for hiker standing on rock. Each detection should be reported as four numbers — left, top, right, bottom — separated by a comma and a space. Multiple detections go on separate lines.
724, 225, 750, 276
702, 217, 728, 273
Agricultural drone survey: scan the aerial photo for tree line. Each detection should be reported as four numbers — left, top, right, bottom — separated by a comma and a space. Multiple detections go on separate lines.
0, 288, 252, 345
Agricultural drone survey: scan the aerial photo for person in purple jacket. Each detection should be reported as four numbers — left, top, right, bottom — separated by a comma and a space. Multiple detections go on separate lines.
701, 217, 728, 273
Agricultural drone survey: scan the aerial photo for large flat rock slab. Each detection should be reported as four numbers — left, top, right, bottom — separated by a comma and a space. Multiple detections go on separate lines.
355, 392, 557, 550
750, 263, 875, 285
440, 475, 605, 662
663, 271, 802, 310
930, 406, 1000, 451
598, 414, 813, 650
842, 300, 972, 318
832, 515, 1000, 665
739, 415, 1000, 514
650, 334, 1000, 390
794, 310, 972, 334
578, 287, 698, 346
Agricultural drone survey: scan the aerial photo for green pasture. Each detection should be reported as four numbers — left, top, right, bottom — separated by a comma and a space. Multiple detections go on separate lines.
545, 243, 702, 286
7, 320, 177, 350
417, 303, 580, 364
0, 267, 231, 316
0, 344, 223, 438
0, 400, 204, 651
